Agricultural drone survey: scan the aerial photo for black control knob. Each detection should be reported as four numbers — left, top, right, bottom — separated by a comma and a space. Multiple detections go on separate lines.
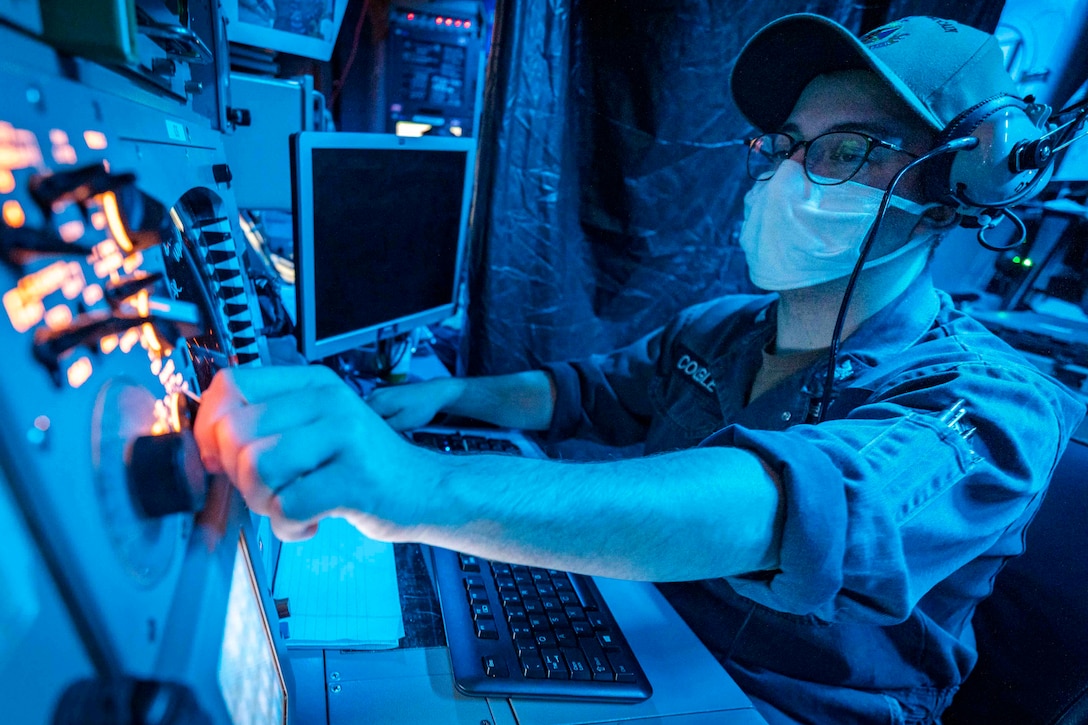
127, 430, 208, 518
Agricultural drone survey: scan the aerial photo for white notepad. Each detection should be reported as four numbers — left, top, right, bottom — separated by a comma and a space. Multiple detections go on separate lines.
272, 517, 404, 649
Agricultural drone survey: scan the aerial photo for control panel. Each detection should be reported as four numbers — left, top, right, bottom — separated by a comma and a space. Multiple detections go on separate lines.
0, 18, 270, 724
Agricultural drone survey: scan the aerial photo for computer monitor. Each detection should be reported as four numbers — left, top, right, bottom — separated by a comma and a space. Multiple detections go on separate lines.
222, 0, 348, 61
291, 131, 475, 361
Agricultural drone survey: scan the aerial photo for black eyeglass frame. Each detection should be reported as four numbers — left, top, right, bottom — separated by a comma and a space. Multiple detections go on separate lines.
746, 131, 920, 186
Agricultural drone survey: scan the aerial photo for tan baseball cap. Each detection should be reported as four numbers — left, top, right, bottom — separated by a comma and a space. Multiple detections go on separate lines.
730, 14, 1019, 134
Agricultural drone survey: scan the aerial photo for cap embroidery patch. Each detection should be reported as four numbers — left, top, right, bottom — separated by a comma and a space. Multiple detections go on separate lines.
862, 22, 908, 49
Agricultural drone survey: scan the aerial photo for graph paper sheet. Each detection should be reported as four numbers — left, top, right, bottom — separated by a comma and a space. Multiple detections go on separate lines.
272, 517, 404, 649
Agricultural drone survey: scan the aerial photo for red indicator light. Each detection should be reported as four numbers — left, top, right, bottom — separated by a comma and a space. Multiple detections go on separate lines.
435, 16, 443, 24
454, 19, 462, 26
407, 12, 415, 19
465, 21, 472, 28
445, 18, 453, 25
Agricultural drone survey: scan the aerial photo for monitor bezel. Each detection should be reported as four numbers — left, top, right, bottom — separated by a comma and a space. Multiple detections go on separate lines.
291, 131, 476, 362
221, 0, 348, 62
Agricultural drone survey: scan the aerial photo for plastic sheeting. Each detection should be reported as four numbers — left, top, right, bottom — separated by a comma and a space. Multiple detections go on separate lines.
463, 0, 1004, 375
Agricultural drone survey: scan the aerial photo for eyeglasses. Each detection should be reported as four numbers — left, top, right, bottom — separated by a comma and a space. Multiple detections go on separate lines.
746, 131, 919, 186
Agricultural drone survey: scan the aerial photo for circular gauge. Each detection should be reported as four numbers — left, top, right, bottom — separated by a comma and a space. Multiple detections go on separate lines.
91, 378, 184, 588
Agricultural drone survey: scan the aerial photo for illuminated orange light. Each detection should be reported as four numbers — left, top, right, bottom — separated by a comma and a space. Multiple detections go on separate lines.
49, 129, 69, 144
58, 219, 85, 242
93, 250, 124, 278
98, 191, 134, 252
132, 289, 150, 317
53, 145, 77, 165
140, 322, 162, 353
61, 262, 85, 300
66, 356, 93, 388
119, 327, 140, 353
0, 127, 43, 171
167, 392, 183, 432
151, 420, 169, 436
122, 251, 143, 274
44, 304, 73, 331
158, 358, 176, 384
19, 261, 67, 297
3, 199, 25, 227
0, 169, 14, 193
90, 210, 106, 230
83, 130, 108, 150
3, 287, 44, 332
99, 334, 119, 354
17, 129, 43, 167
82, 283, 103, 306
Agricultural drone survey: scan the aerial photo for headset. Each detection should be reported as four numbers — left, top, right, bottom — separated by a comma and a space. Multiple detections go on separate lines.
921, 93, 1088, 250
814, 94, 1088, 423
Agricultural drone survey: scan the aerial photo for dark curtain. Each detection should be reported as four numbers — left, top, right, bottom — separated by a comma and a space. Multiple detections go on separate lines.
463, 0, 1004, 376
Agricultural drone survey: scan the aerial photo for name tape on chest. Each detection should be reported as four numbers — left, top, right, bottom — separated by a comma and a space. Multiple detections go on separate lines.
675, 347, 717, 395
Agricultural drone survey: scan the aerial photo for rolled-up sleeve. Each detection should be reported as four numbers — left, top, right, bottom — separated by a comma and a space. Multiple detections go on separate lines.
702, 359, 1085, 624
541, 327, 664, 447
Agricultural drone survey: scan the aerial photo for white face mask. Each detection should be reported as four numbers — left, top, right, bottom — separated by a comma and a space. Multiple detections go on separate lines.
738, 160, 936, 291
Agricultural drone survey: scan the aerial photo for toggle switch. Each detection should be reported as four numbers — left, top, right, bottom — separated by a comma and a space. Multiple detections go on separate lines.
29, 161, 136, 209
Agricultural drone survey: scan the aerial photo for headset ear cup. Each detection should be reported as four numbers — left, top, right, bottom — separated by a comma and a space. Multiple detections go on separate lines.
924, 94, 1027, 207
924, 94, 1054, 214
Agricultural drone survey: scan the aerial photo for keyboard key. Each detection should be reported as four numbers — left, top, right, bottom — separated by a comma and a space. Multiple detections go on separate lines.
510, 624, 535, 640
475, 619, 499, 639
598, 632, 621, 650
553, 628, 577, 647
562, 647, 592, 681
581, 639, 614, 681
607, 651, 638, 683
534, 631, 557, 647
472, 603, 494, 620
587, 612, 610, 631
459, 554, 481, 572
541, 648, 568, 679
483, 656, 508, 678
572, 620, 594, 637
521, 654, 547, 679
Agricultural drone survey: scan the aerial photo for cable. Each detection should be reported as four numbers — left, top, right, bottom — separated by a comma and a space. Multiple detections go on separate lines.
329, 0, 370, 108
815, 136, 980, 423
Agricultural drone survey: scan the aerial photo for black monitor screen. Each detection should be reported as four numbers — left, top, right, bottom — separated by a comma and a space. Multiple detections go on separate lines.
293, 133, 474, 360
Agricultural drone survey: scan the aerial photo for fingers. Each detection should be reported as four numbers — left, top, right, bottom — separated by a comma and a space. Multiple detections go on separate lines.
263, 495, 321, 543
195, 366, 343, 474
233, 415, 351, 514
364, 387, 403, 418
365, 383, 440, 430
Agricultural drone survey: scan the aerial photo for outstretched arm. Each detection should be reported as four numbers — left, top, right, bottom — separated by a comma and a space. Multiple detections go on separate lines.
194, 366, 783, 581
366, 371, 556, 431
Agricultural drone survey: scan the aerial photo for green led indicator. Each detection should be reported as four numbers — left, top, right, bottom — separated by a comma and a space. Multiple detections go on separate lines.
1023, 258, 1033, 267
1013, 256, 1021, 264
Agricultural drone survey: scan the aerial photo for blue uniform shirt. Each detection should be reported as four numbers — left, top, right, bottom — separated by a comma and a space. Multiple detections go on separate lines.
541, 275, 1086, 724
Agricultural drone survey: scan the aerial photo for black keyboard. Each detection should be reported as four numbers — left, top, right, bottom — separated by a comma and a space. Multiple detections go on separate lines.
408, 430, 524, 455
414, 428, 652, 701
430, 548, 652, 701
